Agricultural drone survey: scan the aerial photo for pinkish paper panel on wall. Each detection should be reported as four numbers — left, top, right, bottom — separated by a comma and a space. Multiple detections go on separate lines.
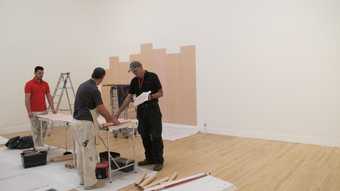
102, 43, 197, 126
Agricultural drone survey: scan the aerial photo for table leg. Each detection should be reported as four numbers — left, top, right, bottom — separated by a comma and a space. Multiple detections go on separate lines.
107, 129, 112, 183
40, 119, 43, 149
65, 127, 68, 150
134, 125, 137, 172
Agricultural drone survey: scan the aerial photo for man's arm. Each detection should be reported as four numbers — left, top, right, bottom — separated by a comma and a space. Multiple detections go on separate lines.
46, 93, 56, 113
150, 74, 163, 100
93, 88, 119, 124
96, 104, 114, 123
149, 89, 163, 100
25, 93, 33, 118
114, 94, 133, 118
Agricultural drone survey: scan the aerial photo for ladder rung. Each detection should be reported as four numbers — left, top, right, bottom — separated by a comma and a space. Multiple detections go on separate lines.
59, 109, 72, 111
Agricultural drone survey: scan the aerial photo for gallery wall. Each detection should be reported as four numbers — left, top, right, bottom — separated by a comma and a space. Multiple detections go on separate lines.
0, 0, 107, 133
93, 0, 340, 146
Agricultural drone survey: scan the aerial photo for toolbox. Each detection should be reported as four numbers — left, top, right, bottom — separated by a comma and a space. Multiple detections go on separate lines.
99, 151, 120, 162
21, 149, 47, 168
112, 157, 135, 172
96, 161, 109, 179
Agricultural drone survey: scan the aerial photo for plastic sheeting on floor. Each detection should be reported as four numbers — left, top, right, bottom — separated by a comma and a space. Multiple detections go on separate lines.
0, 136, 8, 145
162, 125, 199, 141
0, 147, 154, 191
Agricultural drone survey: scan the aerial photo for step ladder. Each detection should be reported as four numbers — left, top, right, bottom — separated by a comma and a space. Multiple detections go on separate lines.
51, 72, 76, 114
51, 72, 76, 155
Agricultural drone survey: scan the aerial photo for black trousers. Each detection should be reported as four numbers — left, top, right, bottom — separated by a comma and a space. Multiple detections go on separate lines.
137, 102, 164, 164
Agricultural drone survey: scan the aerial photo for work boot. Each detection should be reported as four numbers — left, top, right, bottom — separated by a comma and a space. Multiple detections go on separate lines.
153, 163, 163, 171
138, 159, 154, 166
84, 180, 105, 190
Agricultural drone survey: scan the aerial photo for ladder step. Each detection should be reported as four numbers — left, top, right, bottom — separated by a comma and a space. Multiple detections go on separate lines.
54, 103, 72, 106
57, 87, 73, 89
59, 109, 72, 111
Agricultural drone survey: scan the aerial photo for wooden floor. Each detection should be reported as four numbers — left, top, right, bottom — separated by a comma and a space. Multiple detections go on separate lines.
3, 128, 340, 191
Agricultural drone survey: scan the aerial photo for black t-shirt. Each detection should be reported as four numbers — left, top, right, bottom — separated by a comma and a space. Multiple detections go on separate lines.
73, 79, 103, 121
129, 71, 162, 103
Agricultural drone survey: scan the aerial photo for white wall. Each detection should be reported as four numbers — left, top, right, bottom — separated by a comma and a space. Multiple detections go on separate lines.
92, 0, 340, 146
2, 0, 340, 147
0, 0, 108, 133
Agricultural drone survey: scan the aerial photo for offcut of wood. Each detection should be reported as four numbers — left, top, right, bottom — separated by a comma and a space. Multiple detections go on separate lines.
138, 174, 157, 188
135, 172, 147, 185
49, 154, 73, 162
143, 172, 208, 191
143, 177, 170, 189
168, 172, 178, 181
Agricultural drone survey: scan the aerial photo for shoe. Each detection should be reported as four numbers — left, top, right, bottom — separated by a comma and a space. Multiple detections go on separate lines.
84, 180, 105, 190
153, 163, 163, 171
138, 159, 154, 166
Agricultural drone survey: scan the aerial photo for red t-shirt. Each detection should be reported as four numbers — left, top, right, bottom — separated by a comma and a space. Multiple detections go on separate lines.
24, 79, 50, 112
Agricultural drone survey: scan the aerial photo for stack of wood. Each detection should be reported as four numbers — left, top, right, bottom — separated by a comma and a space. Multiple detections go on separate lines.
119, 172, 215, 191
134, 172, 178, 190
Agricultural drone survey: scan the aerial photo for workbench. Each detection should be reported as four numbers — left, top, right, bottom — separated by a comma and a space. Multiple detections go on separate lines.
36, 113, 138, 183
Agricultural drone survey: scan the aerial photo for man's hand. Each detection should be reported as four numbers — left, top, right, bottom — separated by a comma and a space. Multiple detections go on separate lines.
113, 111, 121, 126
28, 112, 33, 118
113, 111, 120, 120
101, 118, 120, 130
113, 117, 120, 125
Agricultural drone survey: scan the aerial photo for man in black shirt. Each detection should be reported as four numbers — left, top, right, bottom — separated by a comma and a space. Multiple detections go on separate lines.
114, 61, 164, 171
73, 67, 119, 189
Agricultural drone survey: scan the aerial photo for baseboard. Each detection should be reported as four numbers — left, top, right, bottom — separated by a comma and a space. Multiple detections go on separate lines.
203, 127, 340, 147
163, 122, 197, 129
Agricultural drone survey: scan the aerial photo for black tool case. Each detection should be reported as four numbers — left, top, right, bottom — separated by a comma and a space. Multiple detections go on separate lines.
21, 149, 47, 168
112, 157, 135, 172
99, 151, 120, 162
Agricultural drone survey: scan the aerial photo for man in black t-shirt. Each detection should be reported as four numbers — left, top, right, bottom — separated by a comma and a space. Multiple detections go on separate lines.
73, 67, 119, 189
114, 61, 164, 171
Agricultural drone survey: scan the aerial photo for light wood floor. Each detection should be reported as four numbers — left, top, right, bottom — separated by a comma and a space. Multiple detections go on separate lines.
3, 128, 340, 191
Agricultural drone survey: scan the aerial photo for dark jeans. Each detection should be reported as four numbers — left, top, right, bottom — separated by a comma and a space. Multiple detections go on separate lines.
137, 102, 164, 164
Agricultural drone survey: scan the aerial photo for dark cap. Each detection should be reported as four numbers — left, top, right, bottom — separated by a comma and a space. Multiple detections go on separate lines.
129, 61, 142, 72
91, 67, 106, 79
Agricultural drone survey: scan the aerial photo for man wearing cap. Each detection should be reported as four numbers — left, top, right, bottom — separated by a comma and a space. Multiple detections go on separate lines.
114, 61, 164, 171
72, 67, 119, 189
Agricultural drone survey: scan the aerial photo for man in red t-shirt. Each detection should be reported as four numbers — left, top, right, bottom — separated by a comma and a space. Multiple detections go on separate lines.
24, 66, 56, 149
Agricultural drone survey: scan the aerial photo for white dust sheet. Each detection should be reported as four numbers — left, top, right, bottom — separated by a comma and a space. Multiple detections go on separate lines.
0, 147, 154, 191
